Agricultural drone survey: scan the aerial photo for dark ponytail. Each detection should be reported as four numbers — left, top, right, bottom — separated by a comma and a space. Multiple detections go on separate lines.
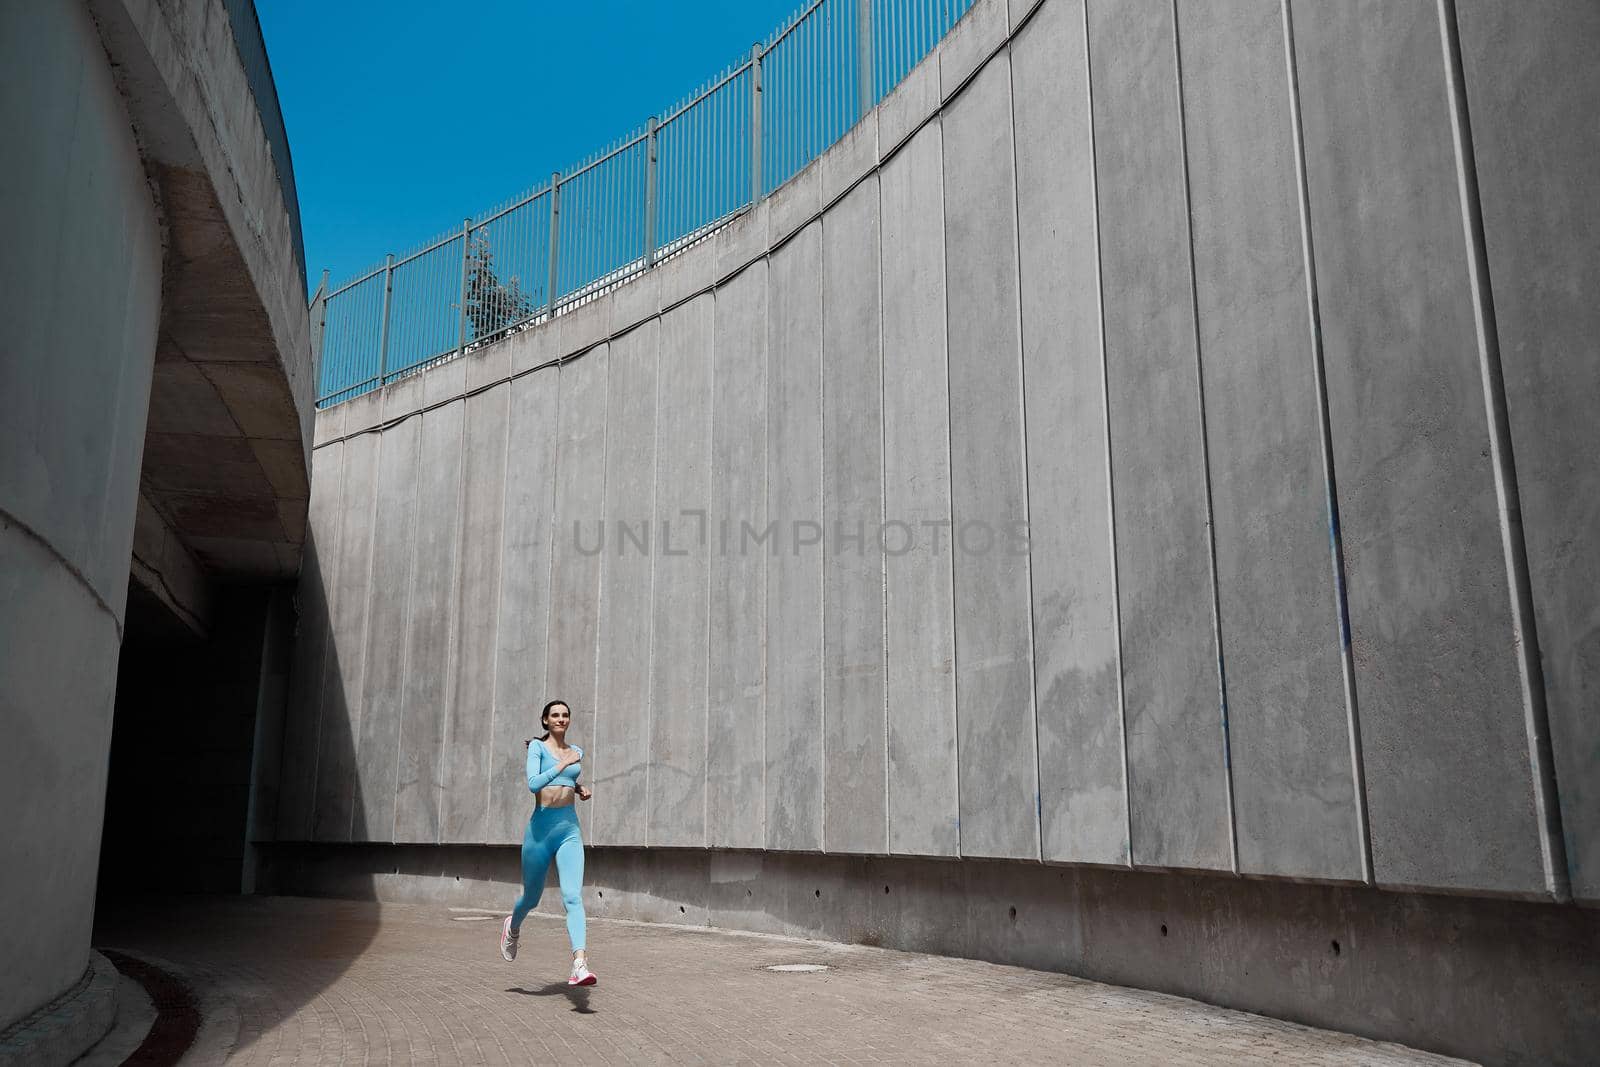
524, 698, 570, 748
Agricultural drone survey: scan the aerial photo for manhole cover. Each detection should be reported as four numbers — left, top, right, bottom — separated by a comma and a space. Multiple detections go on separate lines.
766, 964, 829, 973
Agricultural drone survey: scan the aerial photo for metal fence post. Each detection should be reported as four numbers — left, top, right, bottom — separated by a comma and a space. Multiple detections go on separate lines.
313, 268, 329, 381
750, 45, 763, 206
546, 172, 561, 318
857, 0, 873, 119
456, 219, 472, 356
377, 253, 395, 385
645, 118, 659, 267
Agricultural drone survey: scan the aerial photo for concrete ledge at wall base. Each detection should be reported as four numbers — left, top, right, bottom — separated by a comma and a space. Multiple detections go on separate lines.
0, 951, 118, 1067
260, 843, 1600, 1066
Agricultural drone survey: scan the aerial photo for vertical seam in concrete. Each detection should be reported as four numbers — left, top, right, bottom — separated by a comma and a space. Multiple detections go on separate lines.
345, 430, 384, 843
304, 443, 346, 840
1170, 0, 1239, 874
644, 330, 661, 848
876, 141, 892, 857
592, 352, 612, 847
542, 371, 564, 838
936, 123, 958, 861
759, 278, 770, 853
388, 420, 421, 844
485, 384, 514, 844
1004, 41, 1044, 863
816, 222, 829, 855
703, 302, 715, 850
535, 378, 555, 835
438, 400, 467, 844
1280, 0, 1374, 885
1082, 0, 1134, 870
1436, 0, 1570, 901
937, 111, 964, 862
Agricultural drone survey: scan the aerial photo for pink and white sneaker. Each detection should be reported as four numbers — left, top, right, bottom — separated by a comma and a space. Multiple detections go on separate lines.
568, 959, 597, 986
499, 916, 518, 962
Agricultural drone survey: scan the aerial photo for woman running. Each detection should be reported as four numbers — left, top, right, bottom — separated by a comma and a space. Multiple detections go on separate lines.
499, 698, 596, 986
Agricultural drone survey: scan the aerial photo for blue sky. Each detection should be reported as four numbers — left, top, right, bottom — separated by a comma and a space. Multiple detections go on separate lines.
259, 0, 800, 291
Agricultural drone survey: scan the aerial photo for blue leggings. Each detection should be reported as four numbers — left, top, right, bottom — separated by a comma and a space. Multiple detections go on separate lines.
510, 804, 586, 951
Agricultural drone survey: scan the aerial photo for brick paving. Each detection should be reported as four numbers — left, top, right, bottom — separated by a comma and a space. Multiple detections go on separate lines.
91, 896, 1464, 1065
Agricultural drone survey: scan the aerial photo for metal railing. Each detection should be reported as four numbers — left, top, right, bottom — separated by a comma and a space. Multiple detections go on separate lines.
317, 0, 974, 406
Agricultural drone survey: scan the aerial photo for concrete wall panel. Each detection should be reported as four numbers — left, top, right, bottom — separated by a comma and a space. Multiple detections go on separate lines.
658, 238, 717, 314
878, 44, 939, 155
708, 265, 769, 850
0, 0, 161, 619
768, 159, 821, 249
941, 0, 1009, 100
593, 323, 658, 847
393, 401, 464, 843
0, 47, 160, 1028
1013, 0, 1126, 867
279, 441, 343, 840
649, 298, 713, 847
350, 416, 419, 841
716, 201, 769, 279
612, 269, 661, 333
290, 0, 1600, 912
0, 6, 167, 1026
1088, 0, 1230, 872
879, 124, 958, 859
0, 532, 122, 1028
1291, 0, 1545, 895
0, 8, 158, 968
547, 348, 610, 756
465, 337, 511, 394
341, 391, 384, 439
764, 224, 825, 853
819, 113, 878, 208
444, 384, 510, 843
559, 300, 612, 363
508, 317, 560, 378
821, 180, 888, 855
1178, 0, 1359, 880
488, 369, 559, 845
943, 54, 1038, 861
1457, 0, 1600, 900
312, 432, 378, 841
313, 408, 345, 450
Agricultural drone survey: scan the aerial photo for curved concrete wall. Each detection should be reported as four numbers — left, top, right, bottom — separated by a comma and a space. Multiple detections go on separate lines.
1, 0, 317, 1045
284, 0, 1599, 909
0, 1, 164, 1028
96, 0, 317, 578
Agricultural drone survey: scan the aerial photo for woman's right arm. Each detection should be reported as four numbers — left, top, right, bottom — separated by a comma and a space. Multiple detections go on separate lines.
525, 744, 580, 792
527, 745, 562, 793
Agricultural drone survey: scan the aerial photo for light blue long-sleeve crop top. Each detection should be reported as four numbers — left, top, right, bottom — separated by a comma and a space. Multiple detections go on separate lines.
526, 740, 583, 793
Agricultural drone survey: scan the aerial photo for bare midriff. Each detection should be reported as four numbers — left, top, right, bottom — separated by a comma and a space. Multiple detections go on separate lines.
538, 785, 576, 809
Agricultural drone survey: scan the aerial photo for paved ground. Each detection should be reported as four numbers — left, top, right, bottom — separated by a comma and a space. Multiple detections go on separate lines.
89, 896, 1465, 1065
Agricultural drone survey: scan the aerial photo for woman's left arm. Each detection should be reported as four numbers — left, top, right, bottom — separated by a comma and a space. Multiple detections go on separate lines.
573, 749, 591, 800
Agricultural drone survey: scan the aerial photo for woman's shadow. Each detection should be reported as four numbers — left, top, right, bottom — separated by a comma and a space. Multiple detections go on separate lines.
506, 983, 596, 1014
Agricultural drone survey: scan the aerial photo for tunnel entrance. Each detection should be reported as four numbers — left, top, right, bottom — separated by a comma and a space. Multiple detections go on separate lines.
97, 584, 293, 902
